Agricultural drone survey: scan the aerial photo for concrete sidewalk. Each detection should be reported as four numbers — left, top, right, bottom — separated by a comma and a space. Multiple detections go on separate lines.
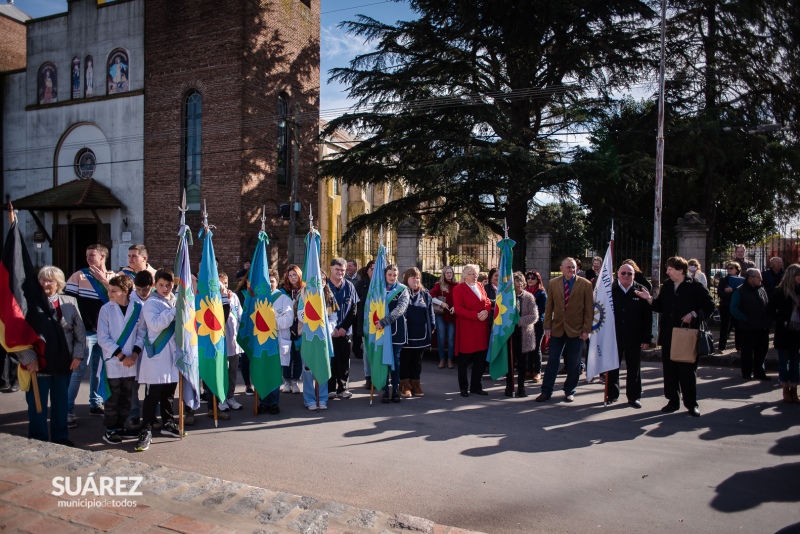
0, 433, 482, 534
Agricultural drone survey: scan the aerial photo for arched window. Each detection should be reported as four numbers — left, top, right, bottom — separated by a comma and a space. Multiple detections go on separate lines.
38, 62, 58, 104
107, 48, 129, 94
277, 94, 290, 186
183, 90, 202, 211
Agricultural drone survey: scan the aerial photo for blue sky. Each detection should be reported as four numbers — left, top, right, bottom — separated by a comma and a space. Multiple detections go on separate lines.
13, 0, 416, 117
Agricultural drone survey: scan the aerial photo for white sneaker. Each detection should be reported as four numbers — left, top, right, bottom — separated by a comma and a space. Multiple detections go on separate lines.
307, 404, 327, 410
290, 380, 302, 394
282, 380, 292, 393
218, 399, 230, 411
226, 398, 243, 410
340, 389, 352, 399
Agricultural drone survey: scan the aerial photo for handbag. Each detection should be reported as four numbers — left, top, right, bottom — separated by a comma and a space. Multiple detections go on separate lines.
433, 303, 445, 316
670, 325, 698, 363
696, 310, 714, 356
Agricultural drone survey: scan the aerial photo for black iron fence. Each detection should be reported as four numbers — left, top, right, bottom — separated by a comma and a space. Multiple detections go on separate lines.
584, 224, 677, 277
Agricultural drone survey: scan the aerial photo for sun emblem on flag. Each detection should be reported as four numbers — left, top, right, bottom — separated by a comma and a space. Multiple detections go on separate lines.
368, 299, 386, 340
494, 293, 508, 325
251, 298, 278, 345
303, 291, 325, 333
197, 295, 225, 344
592, 301, 606, 333
184, 305, 198, 346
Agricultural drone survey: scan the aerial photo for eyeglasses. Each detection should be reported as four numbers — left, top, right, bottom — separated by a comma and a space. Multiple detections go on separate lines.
525, 275, 536, 280
619, 272, 633, 277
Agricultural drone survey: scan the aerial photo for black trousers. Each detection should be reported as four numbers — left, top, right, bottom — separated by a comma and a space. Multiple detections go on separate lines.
104, 377, 135, 430
506, 327, 528, 392
329, 336, 351, 394
400, 347, 425, 380
0, 349, 18, 388
607, 344, 642, 402
526, 322, 544, 374
458, 351, 486, 393
142, 382, 177, 428
240, 353, 251, 387
661, 342, 698, 408
739, 328, 770, 378
718, 306, 735, 351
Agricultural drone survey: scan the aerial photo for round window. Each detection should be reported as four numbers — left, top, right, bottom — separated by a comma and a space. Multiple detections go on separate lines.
74, 148, 96, 179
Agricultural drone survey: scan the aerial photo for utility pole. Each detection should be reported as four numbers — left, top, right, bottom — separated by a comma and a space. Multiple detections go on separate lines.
287, 103, 301, 264
651, 0, 667, 341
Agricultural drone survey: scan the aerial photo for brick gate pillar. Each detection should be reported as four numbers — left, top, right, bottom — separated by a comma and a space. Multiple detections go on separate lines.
675, 211, 709, 270
525, 216, 553, 286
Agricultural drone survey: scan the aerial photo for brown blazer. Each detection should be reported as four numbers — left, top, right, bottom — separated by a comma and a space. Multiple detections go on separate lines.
543, 275, 594, 338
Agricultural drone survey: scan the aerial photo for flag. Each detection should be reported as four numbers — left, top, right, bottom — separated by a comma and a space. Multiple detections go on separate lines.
363, 242, 396, 391
237, 231, 282, 397
175, 222, 201, 410
299, 229, 332, 383
587, 236, 619, 378
0, 217, 68, 378
486, 238, 520, 379
195, 227, 227, 401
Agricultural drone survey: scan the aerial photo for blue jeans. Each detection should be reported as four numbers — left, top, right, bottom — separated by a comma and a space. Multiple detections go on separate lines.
777, 348, 800, 384
282, 344, 303, 381
435, 316, 455, 361
364, 351, 371, 377
302, 363, 328, 406
382, 345, 402, 392
27, 373, 70, 442
541, 334, 583, 396
68, 331, 103, 412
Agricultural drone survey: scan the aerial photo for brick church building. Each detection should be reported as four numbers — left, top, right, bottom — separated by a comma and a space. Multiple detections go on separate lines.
1, 0, 319, 275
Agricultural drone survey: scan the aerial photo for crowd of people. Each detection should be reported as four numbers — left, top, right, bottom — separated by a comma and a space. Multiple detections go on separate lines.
8, 242, 800, 451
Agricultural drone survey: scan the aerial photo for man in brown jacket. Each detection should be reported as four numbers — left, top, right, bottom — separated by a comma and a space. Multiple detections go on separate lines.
536, 257, 594, 402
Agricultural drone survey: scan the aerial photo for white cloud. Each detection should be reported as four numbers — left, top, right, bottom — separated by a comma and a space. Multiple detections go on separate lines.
321, 25, 374, 61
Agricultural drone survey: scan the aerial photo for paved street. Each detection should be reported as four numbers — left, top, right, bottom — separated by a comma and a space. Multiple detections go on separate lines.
1, 355, 799, 534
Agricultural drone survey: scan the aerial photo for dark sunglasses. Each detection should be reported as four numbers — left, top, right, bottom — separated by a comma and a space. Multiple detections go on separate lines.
619, 272, 634, 277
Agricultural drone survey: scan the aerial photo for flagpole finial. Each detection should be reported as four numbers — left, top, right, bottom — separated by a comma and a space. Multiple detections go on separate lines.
260, 204, 266, 233
379, 225, 384, 245
202, 199, 208, 229
503, 218, 508, 239
179, 189, 188, 225
7, 201, 16, 225
309, 203, 314, 230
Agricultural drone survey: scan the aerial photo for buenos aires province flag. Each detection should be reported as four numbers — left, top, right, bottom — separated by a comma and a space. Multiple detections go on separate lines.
195, 227, 228, 402
587, 240, 619, 378
237, 231, 282, 397
487, 238, 519, 379
299, 229, 332, 384
174, 223, 201, 410
363, 243, 395, 391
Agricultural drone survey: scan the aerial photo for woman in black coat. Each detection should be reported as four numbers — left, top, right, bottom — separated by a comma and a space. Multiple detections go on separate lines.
399, 267, 436, 398
637, 256, 715, 417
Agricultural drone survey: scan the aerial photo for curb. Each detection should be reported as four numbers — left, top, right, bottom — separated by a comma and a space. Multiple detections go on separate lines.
0, 433, 484, 534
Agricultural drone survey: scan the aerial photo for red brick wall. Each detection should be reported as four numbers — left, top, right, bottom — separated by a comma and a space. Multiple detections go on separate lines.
0, 16, 26, 72
143, 0, 320, 277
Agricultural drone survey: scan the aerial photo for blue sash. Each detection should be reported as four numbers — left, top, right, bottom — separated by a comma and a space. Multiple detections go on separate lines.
80, 268, 109, 304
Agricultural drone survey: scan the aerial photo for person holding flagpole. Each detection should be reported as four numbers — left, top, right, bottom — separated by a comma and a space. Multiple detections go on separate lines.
509, 272, 538, 398
374, 264, 409, 403
453, 264, 492, 397
608, 263, 652, 408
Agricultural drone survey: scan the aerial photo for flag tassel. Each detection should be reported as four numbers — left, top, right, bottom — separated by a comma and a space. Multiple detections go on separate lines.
30, 371, 42, 413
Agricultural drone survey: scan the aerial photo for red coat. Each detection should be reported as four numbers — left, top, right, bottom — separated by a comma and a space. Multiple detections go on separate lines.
452, 282, 492, 355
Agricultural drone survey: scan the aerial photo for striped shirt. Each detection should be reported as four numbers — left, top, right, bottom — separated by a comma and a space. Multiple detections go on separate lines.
65, 268, 115, 332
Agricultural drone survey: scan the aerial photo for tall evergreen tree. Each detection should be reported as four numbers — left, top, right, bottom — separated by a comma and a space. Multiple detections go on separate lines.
320, 0, 656, 268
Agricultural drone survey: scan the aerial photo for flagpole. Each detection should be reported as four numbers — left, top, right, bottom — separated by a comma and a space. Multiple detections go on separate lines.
253, 203, 267, 419
178, 380, 184, 438
253, 388, 259, 416
314, 380, 320, 412
604, 222, 615, 407
212, 395, 218, 428
508, 338, 514, 397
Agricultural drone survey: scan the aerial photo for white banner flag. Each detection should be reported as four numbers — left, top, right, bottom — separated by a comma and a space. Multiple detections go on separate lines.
587, 241, 619, 378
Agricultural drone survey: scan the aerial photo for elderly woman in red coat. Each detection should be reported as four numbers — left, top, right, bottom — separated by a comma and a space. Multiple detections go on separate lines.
452, 264, 492, 397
